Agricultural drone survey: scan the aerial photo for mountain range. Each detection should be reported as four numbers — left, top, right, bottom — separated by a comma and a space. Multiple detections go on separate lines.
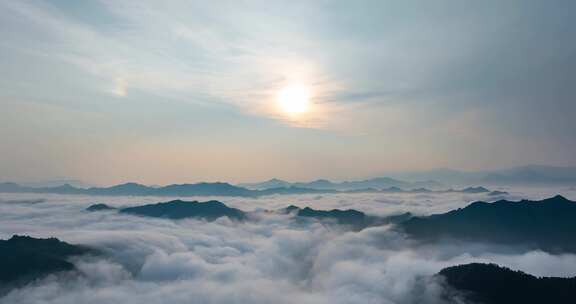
400, 195, 576, 253
0, 181, 498, 197
87, 200, 412, 229
112, 195, 576, 254
0, 182, 258, 197
240, 177, 444, 191
4, 165, 575, 196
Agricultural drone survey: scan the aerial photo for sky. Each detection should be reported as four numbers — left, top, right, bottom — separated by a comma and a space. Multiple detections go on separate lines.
1, 0, 575, 185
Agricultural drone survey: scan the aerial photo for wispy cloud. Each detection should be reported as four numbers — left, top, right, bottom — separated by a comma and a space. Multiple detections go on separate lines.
1, 0, 575, 182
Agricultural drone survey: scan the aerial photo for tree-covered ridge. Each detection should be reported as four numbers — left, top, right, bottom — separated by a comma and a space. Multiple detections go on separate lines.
0, 235, 95, 290
400, 195, 576, 253
439, 263, 576, 304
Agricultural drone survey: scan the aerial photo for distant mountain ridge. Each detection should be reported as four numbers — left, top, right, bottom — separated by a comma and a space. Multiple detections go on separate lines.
239, 177, 444, 191
0, 181, 497, 197
0, 182, 257, 197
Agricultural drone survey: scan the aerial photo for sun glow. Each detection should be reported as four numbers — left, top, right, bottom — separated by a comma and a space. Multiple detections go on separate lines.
277, 84, 311, 114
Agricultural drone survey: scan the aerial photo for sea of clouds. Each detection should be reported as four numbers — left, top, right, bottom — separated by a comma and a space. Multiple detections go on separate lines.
1, 187, 575, 304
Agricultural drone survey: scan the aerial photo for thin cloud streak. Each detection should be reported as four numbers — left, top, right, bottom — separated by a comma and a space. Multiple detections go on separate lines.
1, 0, 575, 183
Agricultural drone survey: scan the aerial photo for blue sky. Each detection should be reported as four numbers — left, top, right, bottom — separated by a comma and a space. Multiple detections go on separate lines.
1, 0, 575, 185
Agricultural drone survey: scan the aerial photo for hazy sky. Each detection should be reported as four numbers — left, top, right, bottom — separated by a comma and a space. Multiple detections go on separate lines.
1, 0, 575, 185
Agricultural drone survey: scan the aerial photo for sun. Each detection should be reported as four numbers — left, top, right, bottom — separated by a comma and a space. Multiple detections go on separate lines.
277, 84, 311, 114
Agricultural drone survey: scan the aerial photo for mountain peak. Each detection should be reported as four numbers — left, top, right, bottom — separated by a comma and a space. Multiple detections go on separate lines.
267, 178, 286, 182
120, 199, 245, 220
544, 195, 570, 203
462, 186, 490, 193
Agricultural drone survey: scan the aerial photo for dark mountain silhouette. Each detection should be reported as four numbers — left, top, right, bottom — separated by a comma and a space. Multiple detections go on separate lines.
119, 200, 245, 221
280, 205, 411, 230
459, 186, 490, 193
400, 195, 576, 253
0, 235, 94, 290
381, 186, 405, 192
438, 263, 576, 304
296, 206, 368, 228
86, 203, 117, 212
488, 190, 509, 196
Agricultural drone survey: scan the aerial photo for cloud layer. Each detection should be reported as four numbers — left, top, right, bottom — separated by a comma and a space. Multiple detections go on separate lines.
1, 188, 576, 303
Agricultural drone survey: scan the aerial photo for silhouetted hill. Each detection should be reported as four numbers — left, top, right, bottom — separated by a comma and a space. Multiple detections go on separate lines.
120, 200, 245, 221
280, 205, 411, 230
488, 190, 509, 196
460, 186, 490, 193
296, 207, 367, 228
86, 203, 116, 212
0, 235, 94, 290
438, 263, 576, 304
381, 186, 405, 192
400, 195, 576, 253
